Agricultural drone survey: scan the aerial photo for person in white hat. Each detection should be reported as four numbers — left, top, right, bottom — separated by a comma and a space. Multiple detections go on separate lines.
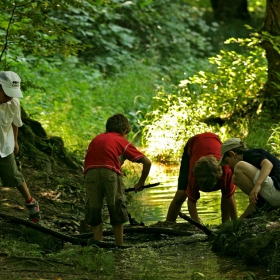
219, 138, 280, 219
0, 71, 40, 223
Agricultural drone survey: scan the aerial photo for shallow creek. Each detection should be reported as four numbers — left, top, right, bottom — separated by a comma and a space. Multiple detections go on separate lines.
106, 163, 278, 279
126, 163, 249, 226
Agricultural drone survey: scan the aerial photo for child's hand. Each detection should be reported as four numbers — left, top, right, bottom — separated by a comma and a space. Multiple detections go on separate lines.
14, 142, 20, 155
249, 184, 261, 204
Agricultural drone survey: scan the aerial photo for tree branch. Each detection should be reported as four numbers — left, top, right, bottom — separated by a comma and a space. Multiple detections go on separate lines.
0, 0, 36, 62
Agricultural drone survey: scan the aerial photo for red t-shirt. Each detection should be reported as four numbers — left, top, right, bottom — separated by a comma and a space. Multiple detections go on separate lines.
84, 132, 144, 176
186, 133, 235, 203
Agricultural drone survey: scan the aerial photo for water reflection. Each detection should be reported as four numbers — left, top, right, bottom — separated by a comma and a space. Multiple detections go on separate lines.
126, 163, 249, 226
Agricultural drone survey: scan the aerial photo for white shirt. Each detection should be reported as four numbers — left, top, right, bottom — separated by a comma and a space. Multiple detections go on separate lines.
0, 98, 23, 158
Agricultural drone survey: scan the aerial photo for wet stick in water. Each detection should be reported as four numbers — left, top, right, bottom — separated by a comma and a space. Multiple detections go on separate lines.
178, 212, 213, 236
125, 182, 160, 192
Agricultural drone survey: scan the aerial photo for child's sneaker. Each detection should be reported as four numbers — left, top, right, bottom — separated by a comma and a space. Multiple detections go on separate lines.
26, 199, 40, 223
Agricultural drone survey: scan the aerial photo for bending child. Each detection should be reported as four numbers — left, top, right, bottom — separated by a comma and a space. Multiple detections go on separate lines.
166, 132, 237, 224
218, 138, 280, 219
84, 114, 151, 245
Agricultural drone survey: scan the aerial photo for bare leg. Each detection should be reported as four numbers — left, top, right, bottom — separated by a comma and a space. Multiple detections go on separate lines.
92, 223, 103, 241
233, 161, 259, 219
112, 224, 123, 246
233, 161, 258, 195
16, 181, 31, 201
166, 190, 187, 222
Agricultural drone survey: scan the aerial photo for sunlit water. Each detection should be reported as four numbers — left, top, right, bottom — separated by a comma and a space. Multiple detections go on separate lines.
126, 163, 249, 226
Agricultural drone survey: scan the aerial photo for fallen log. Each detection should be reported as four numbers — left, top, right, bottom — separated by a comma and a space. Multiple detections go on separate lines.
0, 213, 87, 246
0, 213, 131, 248
0, 213, 193, 249
73, 226, 194, 239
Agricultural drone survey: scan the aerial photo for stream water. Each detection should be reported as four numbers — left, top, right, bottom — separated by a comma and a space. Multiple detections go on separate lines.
111, 162, 278, 279
126, 163, 249, 226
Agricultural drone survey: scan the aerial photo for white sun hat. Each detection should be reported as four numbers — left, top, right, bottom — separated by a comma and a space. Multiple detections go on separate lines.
0, 71, 23, 98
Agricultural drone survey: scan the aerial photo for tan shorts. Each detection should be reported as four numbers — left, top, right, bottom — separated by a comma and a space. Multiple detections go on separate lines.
0, 153, 25, 187
84, 168, 128, 226
255, 170, 280, 207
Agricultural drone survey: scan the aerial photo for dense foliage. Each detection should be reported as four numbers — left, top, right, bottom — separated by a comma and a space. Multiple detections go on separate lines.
1, 0, 214, 80
142, 37, 268, 161
1, 0, 278, 164
0, 0, 217, 157
61, 0, 215, 74
0, 0, 85, 62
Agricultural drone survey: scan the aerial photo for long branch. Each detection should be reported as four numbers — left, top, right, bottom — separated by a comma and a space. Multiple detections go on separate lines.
0, 0, 36, 62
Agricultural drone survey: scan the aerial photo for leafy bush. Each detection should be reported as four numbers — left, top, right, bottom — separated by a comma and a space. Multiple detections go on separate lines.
61, 0, 215, 74
17, 56, 161, 156
142, 38, 268, 161
0, 0, 85, 66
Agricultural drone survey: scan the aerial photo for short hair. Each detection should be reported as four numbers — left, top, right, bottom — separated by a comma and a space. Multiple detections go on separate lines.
223, 141, 247, 159
106, 114, 131, 134
193, 155, 223, 191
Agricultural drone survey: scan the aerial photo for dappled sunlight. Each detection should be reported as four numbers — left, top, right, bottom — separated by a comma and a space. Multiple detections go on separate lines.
1, 187, 13, 192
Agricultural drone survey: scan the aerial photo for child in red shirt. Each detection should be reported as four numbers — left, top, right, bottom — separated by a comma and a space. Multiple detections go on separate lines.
84, 114, 151, 245
166, 132, 237, 224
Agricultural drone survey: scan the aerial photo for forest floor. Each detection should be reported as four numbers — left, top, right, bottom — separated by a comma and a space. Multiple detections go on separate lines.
0, 153, 201, 280
0, 154, 95, 279
1, 155, 280, 280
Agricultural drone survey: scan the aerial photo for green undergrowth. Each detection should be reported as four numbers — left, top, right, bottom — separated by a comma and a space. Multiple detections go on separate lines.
141, 37, 280, 162
16, 58, 162, 157
52, 245, 115, 274
211, 209, 280, 274
0, 236, 115, 276
14, 53, 211, 159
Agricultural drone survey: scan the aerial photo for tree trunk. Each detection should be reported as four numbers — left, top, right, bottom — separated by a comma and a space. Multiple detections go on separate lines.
210, 0, 250, 20
260, 0, 280, 107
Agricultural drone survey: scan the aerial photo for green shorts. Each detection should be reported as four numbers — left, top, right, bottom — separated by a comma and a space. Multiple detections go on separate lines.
84, 168, 128, 226
0, 153, 25, 187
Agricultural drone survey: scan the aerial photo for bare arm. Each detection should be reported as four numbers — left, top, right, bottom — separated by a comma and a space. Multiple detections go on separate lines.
187, 199, 200, 223
250, 159, 273, 204
221, 195, 237, 223
134, 156, 152, 191
12, 123, 20, 155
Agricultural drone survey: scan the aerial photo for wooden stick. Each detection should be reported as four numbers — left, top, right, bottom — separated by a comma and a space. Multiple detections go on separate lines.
0, 213, 88, 245
125, 182, 160, 192
72, 226, 193, 239
178, 212, 213, 236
